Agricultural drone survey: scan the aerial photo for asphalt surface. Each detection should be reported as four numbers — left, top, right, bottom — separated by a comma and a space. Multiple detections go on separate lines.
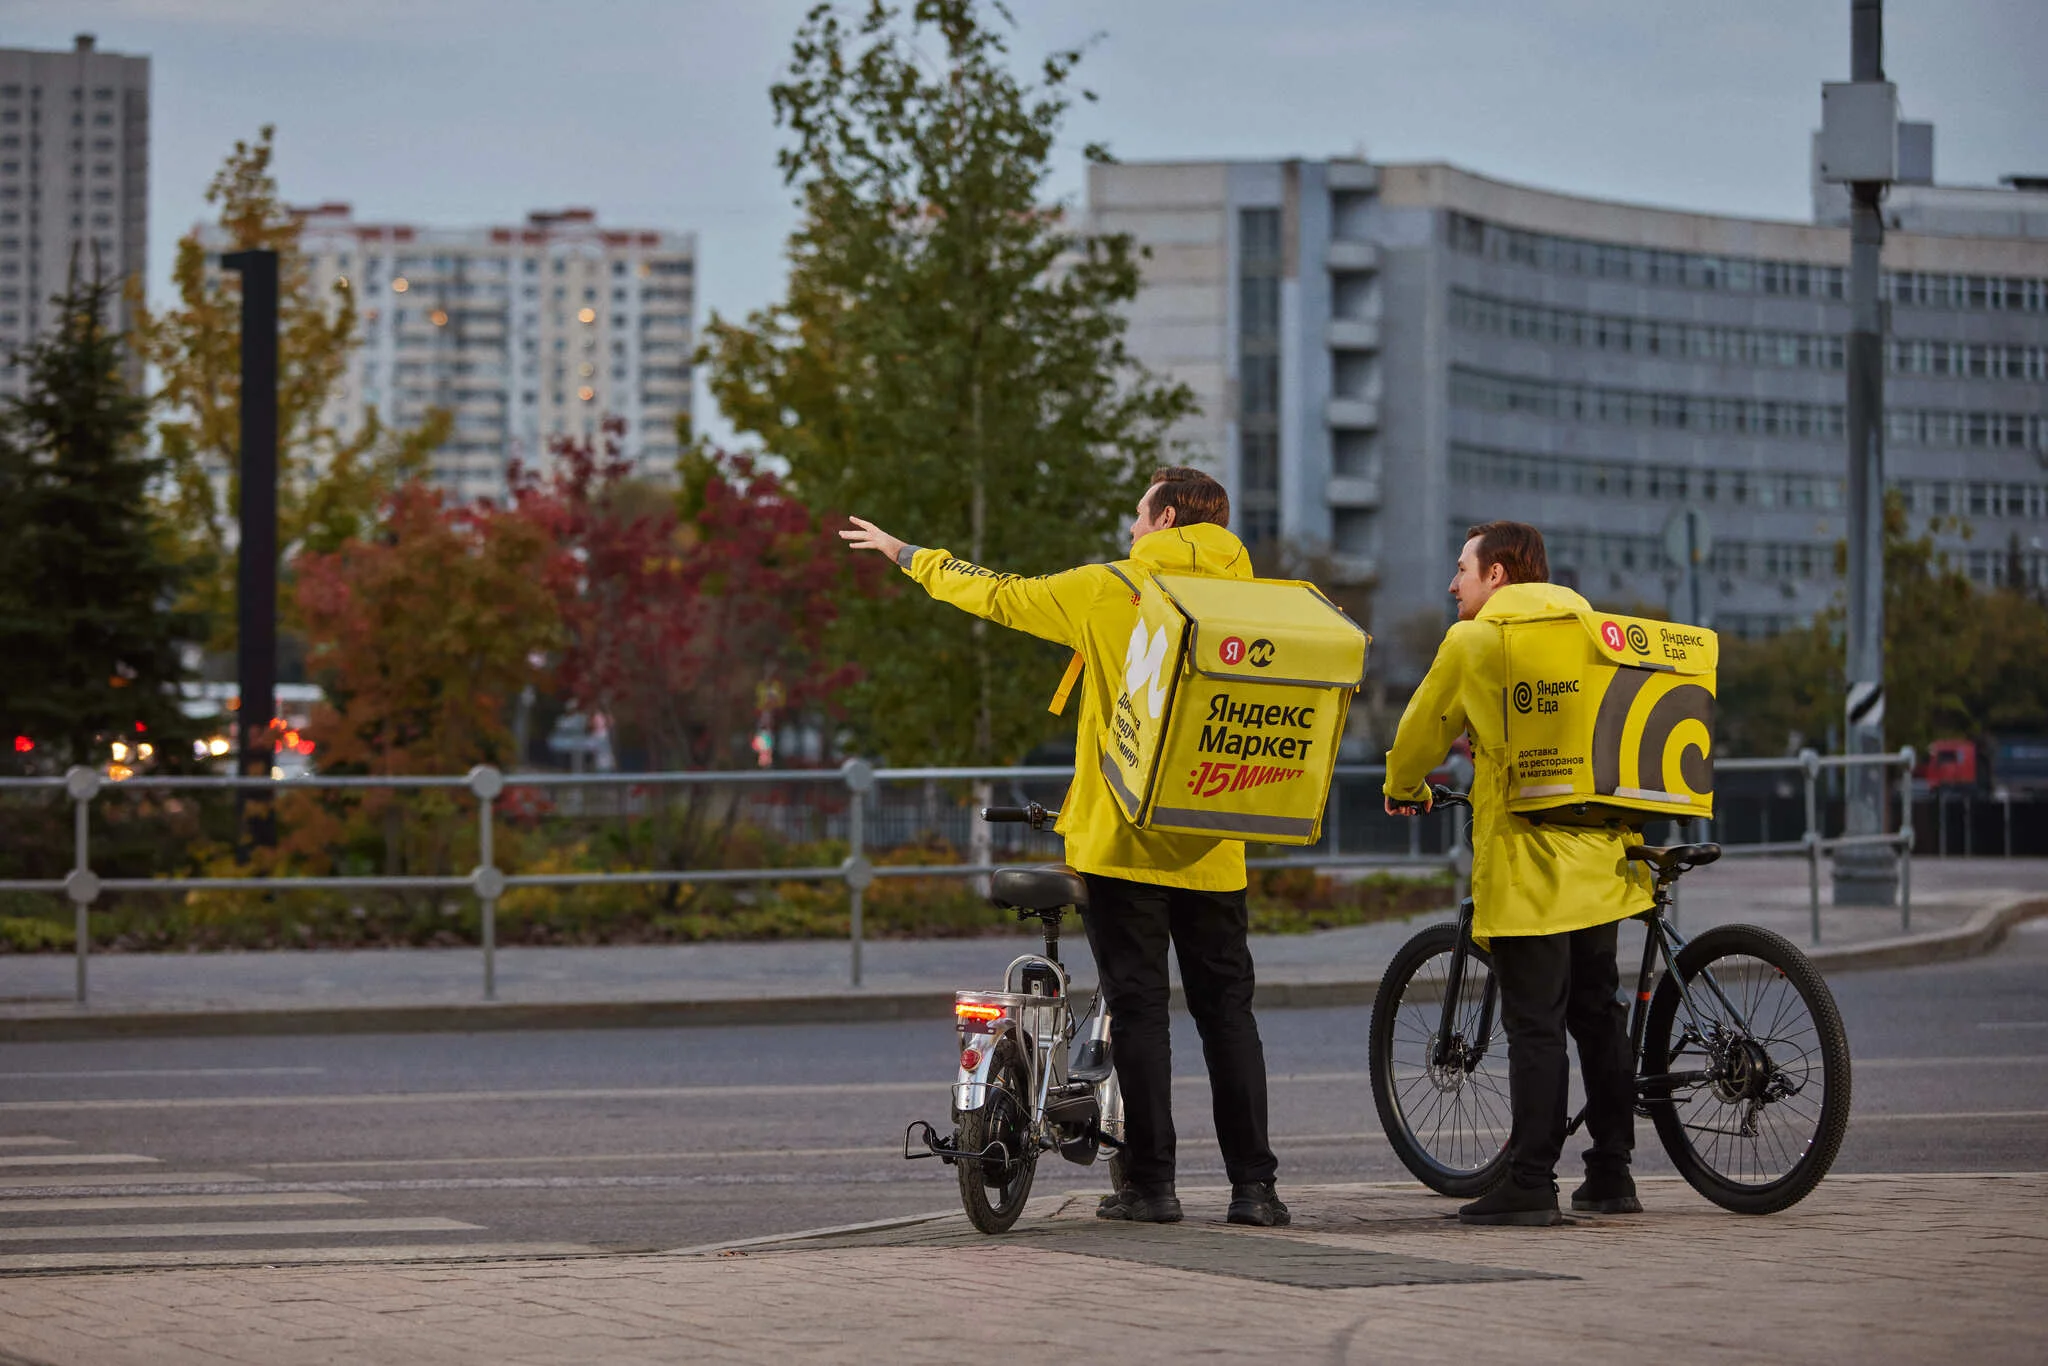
0, 919, 2042, 1266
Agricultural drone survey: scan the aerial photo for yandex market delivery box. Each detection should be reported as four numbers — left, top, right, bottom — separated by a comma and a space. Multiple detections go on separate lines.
1098, 572, 1370, 845
1500, 611, 1718, 827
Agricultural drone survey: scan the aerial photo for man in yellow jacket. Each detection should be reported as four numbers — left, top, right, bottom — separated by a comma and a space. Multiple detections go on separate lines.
1384, 520, 1654, 1226
841, 467, 1287, 1228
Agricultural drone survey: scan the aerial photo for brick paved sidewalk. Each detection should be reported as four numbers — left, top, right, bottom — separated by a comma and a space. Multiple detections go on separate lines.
2, 1173, 2041, 1364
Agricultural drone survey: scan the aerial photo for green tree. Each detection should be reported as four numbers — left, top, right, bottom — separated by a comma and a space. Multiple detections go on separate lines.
129, 126, 446, 648
703, 0, 1195, 768
0, 261, 202, 770
1715, 493, 2048, 755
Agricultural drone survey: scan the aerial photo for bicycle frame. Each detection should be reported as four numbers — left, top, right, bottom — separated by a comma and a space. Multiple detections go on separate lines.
1433, 881, 1763, 1121
909, 906, 1121, 1167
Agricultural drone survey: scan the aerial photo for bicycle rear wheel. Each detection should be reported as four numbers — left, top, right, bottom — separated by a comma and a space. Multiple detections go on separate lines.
1641, 924, 1851, 1215
1369, 923, 1513, 1196
955, 1038, 1038, 1234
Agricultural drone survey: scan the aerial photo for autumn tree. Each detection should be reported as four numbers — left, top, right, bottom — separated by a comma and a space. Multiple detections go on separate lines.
703, 0, 1195, 775
129, 126, 447, 646
510, 421, 878, 888
0, 262, 202, 772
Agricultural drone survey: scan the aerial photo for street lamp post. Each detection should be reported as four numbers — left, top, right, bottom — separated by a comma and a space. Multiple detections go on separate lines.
1820, 0, 1899, 904
222, 248, 279, 850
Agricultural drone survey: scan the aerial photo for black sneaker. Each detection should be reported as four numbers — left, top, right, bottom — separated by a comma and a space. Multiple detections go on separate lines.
1457, 1179, 1564, 1227
1570, 1170, 1642, 1214
1226, 1181, 1291, 1227
1096, 1184, 1183, 1223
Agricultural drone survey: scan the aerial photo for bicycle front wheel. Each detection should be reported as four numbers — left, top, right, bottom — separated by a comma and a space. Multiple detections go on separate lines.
1369, 923, 1513, 1196
1642, 924, 1851, 1215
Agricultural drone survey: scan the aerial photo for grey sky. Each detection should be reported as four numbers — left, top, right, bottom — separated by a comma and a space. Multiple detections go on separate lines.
8, 0, 2046, 444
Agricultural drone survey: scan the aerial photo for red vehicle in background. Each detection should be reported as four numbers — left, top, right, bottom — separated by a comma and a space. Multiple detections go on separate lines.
1917, 735, 2048, 795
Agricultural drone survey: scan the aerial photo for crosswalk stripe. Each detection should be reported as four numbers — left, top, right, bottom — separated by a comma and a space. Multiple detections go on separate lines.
0, 1242, 593, 1273
0, 1216, 480, 1242
0, 1192, 364, 1214
0, 1137, 72, 1149
0, 1170, 256, 1190
0, 1153, 159, 1168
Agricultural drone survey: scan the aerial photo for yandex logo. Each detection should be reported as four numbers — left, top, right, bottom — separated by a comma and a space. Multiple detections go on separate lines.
1186, 759, 1305, 799
1123, 622, 1171, 721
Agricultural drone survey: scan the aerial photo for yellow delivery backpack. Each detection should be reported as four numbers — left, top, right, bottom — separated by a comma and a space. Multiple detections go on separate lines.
1499, 611, 1717, 827
1081, 570, 1370, 846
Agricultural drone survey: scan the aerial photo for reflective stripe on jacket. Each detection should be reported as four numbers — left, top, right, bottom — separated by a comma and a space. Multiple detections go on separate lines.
904, 523, 1254, 892
1383, 581, 1654, 943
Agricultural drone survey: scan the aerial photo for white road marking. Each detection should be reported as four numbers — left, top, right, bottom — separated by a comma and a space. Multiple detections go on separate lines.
1978, 1021, 2048, 1030
0, 1192, 364, 1214
8, 1062, 2043, 1117
0, 1067, 327, 1081
0, 1171, 257, 1190
0, 1242, 593, 1272
0, 1137, 71, 1148
0, 1216, 479, 1242
0, 1153, 160, 1168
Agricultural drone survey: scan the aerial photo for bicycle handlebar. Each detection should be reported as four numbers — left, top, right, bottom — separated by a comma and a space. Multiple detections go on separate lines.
981, 803, 1059, 831
1427, 783, 1472, 811
1388, 782, 1471, 814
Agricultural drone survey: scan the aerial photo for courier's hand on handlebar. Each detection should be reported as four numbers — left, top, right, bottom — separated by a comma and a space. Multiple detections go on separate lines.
1384, 783, 1470, 817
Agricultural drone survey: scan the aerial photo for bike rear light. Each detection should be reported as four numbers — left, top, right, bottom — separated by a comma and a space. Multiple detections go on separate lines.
955, 1003, 1005, 1022
960, 1047, 982, 1071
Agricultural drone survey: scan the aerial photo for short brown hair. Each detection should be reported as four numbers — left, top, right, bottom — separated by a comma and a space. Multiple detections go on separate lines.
1465, 520, 1549, 585
1148, 466, 1230, 529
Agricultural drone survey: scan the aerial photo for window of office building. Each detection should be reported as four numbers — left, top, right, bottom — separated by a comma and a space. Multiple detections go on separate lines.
1237, 207, 1282, 548
1447, 210, 2048, 314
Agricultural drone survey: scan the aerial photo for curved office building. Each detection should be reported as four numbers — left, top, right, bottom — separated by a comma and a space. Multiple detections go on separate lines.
1089, 149, 2048, 679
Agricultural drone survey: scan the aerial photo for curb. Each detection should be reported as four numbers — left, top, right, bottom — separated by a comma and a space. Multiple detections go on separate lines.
1800, 893, 2048, 973
2, 897, 2040, 1043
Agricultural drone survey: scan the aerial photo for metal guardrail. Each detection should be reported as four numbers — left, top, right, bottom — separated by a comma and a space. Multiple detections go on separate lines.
0, 749, 1916, 1005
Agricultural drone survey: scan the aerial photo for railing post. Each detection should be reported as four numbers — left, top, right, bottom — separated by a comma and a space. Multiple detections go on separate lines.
63, 766, 101, 1006
1800, 748, 1821, 945
1897, 746, 1914, 934
840, 758, 875, 988
468, 766, 505, 1002
1332, 777, 1344, 858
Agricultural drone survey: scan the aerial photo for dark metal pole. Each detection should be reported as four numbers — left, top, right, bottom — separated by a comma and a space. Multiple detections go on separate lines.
222, 249, 278, 849
1834, 0, 1898, 904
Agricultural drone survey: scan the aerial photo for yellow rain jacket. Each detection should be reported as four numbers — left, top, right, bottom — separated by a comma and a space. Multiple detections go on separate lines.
1383, 581, 1654, 943
903, 523, 1254, 891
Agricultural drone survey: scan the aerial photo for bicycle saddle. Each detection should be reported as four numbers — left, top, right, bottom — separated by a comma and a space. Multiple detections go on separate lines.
1626, 842, 1722, 876
989, 864, 1089, 913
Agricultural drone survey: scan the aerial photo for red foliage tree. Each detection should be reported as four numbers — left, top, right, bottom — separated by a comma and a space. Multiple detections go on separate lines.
507, 421, 881, 883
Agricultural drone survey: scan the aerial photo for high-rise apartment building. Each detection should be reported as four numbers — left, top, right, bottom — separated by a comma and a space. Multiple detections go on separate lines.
0, 34, 149, 397
1091, 147, 2048, 681
201, 204, 696, 501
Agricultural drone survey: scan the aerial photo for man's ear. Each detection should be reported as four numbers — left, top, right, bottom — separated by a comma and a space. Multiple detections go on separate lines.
1157, 503, 1176, 530
1486, 561, 1508, 589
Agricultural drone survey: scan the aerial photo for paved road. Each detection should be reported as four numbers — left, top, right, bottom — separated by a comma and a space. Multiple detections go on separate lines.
0, 919, 2042, 1271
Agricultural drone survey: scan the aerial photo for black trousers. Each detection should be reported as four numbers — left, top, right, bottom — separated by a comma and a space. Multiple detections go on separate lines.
1486, 919, 1637, 1189
1079, 873, 1277, 1191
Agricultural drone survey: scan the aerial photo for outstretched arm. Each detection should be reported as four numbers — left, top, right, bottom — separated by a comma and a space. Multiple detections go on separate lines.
840, 516, 1091, 648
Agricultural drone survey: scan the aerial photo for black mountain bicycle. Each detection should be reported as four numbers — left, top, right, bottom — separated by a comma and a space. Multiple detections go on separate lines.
1369, 786, 1852, 1215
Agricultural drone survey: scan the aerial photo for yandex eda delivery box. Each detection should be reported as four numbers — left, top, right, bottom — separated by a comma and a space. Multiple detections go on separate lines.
1099, 572, 1370, 845
1500, 611, 1718, 827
